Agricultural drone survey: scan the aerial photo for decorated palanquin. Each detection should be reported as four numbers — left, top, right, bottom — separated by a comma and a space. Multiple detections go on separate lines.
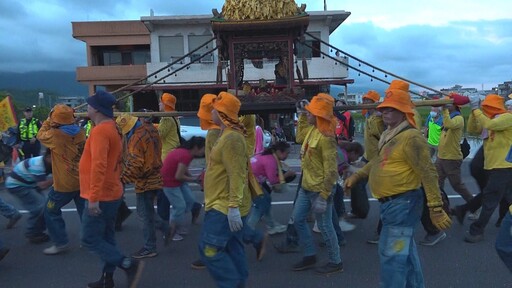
211, 0, 309, 112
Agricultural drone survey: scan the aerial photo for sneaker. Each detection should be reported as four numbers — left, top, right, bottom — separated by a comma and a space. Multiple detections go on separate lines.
339, 218, 356, 232
6, 213, 22, 229
274, 241, 300, 254
267, 224, 287, 235
190, 259, 206, 270
292, 255, 317, 271
27, 233, 50, 244
315, 262, 343, 275
312, 221, 320, 233
367, 233, 379, 244
464, 232, 484, 243
468, 209, 481, 221
255, 233, 268, 261
87, 272, 114, 288
172, 234, 184, 241
0, 247, 9, 262
121, 258, 145, 288
43, 244, 70, 255
131, 248, 157, 259
452, 205, 467, 225
419, 232, 446, 246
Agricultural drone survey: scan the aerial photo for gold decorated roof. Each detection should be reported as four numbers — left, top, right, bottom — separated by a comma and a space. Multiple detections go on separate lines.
221, 0, 299, 20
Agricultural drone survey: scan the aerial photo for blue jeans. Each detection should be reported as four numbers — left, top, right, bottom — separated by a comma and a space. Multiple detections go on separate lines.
292, 188, 341, 264
0, 196, 19, 219
136, 190, 161, 251
199, 209, 248, 288
246, 190, 276, 229
163, 184, 195, 225
81, 200, 126, 273
45, 188, 84, 246
7, 186, 46, 237
379, 188, 424, 288
496, 212, 512, 273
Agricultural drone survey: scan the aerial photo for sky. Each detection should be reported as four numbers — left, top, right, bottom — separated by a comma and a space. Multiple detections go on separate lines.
1, 0, 511, 93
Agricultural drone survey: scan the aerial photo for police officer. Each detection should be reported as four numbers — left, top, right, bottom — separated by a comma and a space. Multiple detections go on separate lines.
18, 107, 42, 159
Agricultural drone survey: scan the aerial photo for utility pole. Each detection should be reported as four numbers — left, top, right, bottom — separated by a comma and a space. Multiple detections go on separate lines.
38, 92, 44, 107
324, 0, 327, 11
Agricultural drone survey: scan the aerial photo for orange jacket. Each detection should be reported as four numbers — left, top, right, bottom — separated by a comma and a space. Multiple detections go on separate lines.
37, 120, 86, 192
79, 121, 123, 202
122, 123, 163, 192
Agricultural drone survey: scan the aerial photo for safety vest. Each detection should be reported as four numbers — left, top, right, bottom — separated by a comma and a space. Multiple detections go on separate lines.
19, 118, 39, 141
84, 120, 92, 137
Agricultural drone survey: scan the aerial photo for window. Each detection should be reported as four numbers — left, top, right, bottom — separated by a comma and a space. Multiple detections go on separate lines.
133, 51, 150, 65
188, 35, 213, 62
103, 52, 122, 65
296, 32, 321, 59
159, 36, 184, 63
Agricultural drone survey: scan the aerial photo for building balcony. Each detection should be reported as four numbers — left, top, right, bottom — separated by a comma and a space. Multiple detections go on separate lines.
76, 64, 147, 84
146, 56, 349, 86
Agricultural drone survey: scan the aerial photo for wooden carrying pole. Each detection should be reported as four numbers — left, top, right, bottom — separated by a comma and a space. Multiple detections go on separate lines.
74, 99, 454, 118
334, 98, 453, 111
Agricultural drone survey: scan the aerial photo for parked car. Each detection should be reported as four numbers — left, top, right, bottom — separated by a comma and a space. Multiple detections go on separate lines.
179, 116, 207, 140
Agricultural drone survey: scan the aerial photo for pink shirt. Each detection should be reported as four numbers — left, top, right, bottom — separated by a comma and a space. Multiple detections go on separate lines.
250, 154, 279, 185
161, 148, 193, 187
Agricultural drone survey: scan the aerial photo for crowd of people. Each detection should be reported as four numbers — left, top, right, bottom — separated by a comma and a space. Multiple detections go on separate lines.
0, 83, 511, 287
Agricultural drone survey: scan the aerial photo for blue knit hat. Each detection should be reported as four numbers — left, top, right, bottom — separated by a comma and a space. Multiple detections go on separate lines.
86, 90, 115, 118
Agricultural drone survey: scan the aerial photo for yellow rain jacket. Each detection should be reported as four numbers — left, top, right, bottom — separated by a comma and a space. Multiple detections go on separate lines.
363, 114, 385, 161
159, 116, 180, 160
438, 109, 464, 160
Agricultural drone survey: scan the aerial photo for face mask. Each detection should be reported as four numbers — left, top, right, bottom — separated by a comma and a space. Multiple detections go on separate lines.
429, 111, 438, 118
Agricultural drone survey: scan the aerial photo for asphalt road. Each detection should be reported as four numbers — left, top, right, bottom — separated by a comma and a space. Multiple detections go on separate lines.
0, 144, 510, 288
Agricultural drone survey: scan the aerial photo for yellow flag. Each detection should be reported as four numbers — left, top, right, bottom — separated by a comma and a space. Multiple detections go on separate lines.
0, 96, 17, 131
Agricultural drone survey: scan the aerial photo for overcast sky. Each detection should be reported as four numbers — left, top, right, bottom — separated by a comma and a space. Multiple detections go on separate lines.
1, 0, 510, 93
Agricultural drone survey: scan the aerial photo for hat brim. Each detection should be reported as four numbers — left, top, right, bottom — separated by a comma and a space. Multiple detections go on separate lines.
119, 117, 138, 135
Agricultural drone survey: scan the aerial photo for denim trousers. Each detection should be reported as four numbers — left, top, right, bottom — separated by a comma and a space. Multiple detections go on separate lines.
136, 190, 162, 251
0, 196, 18, 218
470, 168, 512, 236
379, 188, 424, 288
45, 188, 84, 246
81, 199, 125, 273
292, 188, 341, 264
7, 186, 46, 237
246, 189, 277, 229
495, 212, 512, 273
163, 184, 195, 226
199, 209, 248, 288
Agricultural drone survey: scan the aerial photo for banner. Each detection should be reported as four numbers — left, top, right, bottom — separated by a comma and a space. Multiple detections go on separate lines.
0, 96, 18, 132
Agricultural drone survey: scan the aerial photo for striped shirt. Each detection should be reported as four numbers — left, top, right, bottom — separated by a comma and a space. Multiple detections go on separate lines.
5, 156, 49, 188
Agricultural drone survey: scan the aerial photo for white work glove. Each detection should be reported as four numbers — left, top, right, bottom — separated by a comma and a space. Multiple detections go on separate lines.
295, 99, 310, 114
227, 207, 243, 232
469, 96, 480, 110
312, 195, 327, 214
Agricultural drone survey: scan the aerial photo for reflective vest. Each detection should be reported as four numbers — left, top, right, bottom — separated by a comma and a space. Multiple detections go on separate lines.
84, 120, 92, 138
19, 118, 39, 141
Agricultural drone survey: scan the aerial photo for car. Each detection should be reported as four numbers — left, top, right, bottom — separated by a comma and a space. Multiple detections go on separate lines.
179, 116, 207, 141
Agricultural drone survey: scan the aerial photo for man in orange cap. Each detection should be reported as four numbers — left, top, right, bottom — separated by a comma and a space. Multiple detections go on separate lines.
37, 104, 86, 255
291, 93, 342, 274
464, 94, 512, 243
345, 80, 451, 287
199, 91, 252, 287
158, 93, 180, 160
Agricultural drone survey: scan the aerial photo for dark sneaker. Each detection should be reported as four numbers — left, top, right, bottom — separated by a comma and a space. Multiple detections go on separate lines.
464, 232, 484, 243
121, 258, 145, 288
132, 248, 157, 259
87, 272, 114, 288
419, 232, 447, 246
274, 241, 300, 254
453, 206, 466, 225
255, 233, 268, 261
191, 259, 206, 270
315, 262, 343, 275
6, 213, 22, 229
27, 233, 50, 244
292, 255, 317, 271
0, 247, 10, 262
